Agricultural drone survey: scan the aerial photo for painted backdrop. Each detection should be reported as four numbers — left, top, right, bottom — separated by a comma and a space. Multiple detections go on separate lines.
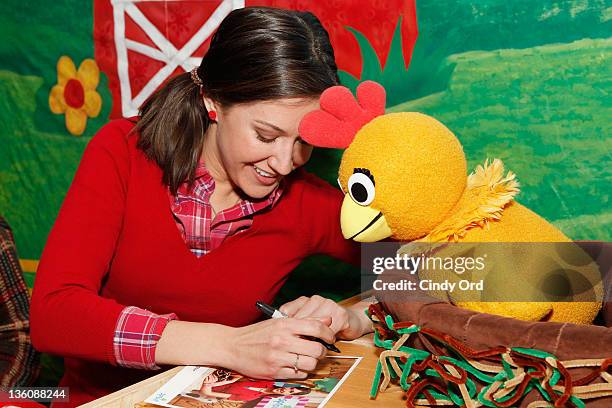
0, 1, 610, 298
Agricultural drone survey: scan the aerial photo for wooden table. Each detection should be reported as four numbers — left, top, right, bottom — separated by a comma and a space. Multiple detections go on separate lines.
80, 294, 407, 407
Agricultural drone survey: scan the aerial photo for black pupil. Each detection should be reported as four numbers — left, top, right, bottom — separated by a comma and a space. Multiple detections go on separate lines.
351, 183, 368, 203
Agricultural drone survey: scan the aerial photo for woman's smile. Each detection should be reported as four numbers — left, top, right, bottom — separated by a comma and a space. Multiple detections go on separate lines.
252, 164, 279, 186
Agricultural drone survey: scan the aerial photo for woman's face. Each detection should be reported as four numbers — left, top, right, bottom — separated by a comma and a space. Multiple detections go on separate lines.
210, 97, 318, 199
271, 387, 305, 395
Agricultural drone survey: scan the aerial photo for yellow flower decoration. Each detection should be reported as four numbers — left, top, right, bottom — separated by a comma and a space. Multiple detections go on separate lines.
49, 56, 102, 136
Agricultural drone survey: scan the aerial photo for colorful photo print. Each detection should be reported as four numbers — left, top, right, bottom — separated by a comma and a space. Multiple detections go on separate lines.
145, 357, 361, 408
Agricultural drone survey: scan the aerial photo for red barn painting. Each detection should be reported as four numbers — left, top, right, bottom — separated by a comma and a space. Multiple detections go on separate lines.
94, 0, 417, 117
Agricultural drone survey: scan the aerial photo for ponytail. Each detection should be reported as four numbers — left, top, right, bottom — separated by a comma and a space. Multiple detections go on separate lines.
136, 72, 211, 195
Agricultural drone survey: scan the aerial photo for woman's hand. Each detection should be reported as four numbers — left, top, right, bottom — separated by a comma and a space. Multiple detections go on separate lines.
279, 295, 372, 341
222, 316, 335, 380
156, 297, 373, 380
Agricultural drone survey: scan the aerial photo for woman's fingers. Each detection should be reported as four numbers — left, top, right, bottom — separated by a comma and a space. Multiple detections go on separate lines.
316, 316, 333, 328
329, 307, 351, 334
284, 351, 319, 372
290, 295, 350, 335
279, 296, 309, 316
292, 295, 332, 319
264, 338, 324, 378
290, 336, 327, 360
283, 318, 335, 344
263, 319, 329, 358
275, 367, 308, 379
270, 351, 319, 379
228, 315, 335, 381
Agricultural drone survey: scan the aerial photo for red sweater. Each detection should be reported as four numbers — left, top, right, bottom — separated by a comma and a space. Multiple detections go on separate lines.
29, 119, 359, 407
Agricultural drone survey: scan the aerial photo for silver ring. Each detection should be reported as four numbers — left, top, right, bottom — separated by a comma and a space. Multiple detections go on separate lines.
293, 354, 300, 373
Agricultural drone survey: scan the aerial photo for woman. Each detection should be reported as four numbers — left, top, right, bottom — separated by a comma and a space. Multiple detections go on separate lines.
30, 7, 372, 407
186, 369, 311, 402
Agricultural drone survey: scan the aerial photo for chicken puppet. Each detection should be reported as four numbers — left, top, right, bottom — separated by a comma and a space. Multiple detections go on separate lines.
298, 81, 603, 325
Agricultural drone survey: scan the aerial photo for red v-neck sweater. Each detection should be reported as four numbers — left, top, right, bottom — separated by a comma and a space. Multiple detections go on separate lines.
29, 119, 359, 406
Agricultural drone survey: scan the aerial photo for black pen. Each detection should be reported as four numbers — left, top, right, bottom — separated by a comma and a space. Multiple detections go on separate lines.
255, 300, 341, 353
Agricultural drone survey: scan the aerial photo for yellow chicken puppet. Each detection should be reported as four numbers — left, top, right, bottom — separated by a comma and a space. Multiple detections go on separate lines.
299, 81, 602, 325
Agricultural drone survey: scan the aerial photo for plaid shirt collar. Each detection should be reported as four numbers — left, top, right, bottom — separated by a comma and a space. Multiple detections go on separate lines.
188, 162, 283, 225
169, 162, 284, 257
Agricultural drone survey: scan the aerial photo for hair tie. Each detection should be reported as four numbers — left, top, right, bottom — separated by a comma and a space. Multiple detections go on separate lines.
190, 68, 204, 95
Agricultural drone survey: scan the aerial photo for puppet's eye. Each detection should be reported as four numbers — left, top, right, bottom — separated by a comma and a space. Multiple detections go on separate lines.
348, 168, 375, 206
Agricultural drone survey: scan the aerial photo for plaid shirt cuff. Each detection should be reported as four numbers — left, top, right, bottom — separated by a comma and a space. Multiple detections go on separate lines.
113, 306, 178, 369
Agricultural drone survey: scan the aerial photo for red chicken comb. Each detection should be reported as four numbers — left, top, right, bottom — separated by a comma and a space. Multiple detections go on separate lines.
299, 80, 386, 149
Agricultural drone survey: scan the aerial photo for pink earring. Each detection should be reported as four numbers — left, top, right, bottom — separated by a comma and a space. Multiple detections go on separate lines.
208, 111, 217, 121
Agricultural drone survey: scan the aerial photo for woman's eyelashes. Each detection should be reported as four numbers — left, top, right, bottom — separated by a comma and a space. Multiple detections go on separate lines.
255, 131, 310, 146
255, 131, 276, 143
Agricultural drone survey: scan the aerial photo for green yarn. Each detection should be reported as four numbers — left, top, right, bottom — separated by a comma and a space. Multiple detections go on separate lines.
550, 368, 561, 387
369, 360, 383, 398
396, 326, 420, 334
384, 314, 395, 330
373, 329, 395, 349
387, 360, 398, 379
533, 380, 552, 402
569, 395, 586, 408
399, 356, 415, 389
369, 312, 585, 407
512, 347, 557, 360
439, 356, 496, 383
398, 345, 429, 359
501, 355, 514, 379
428, 391, 452, 402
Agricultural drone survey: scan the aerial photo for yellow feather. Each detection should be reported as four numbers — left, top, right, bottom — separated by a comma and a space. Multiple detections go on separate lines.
419, 159, 520, 243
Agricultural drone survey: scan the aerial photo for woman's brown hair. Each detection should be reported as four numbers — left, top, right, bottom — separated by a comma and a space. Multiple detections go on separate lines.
136, 7, 339, 195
